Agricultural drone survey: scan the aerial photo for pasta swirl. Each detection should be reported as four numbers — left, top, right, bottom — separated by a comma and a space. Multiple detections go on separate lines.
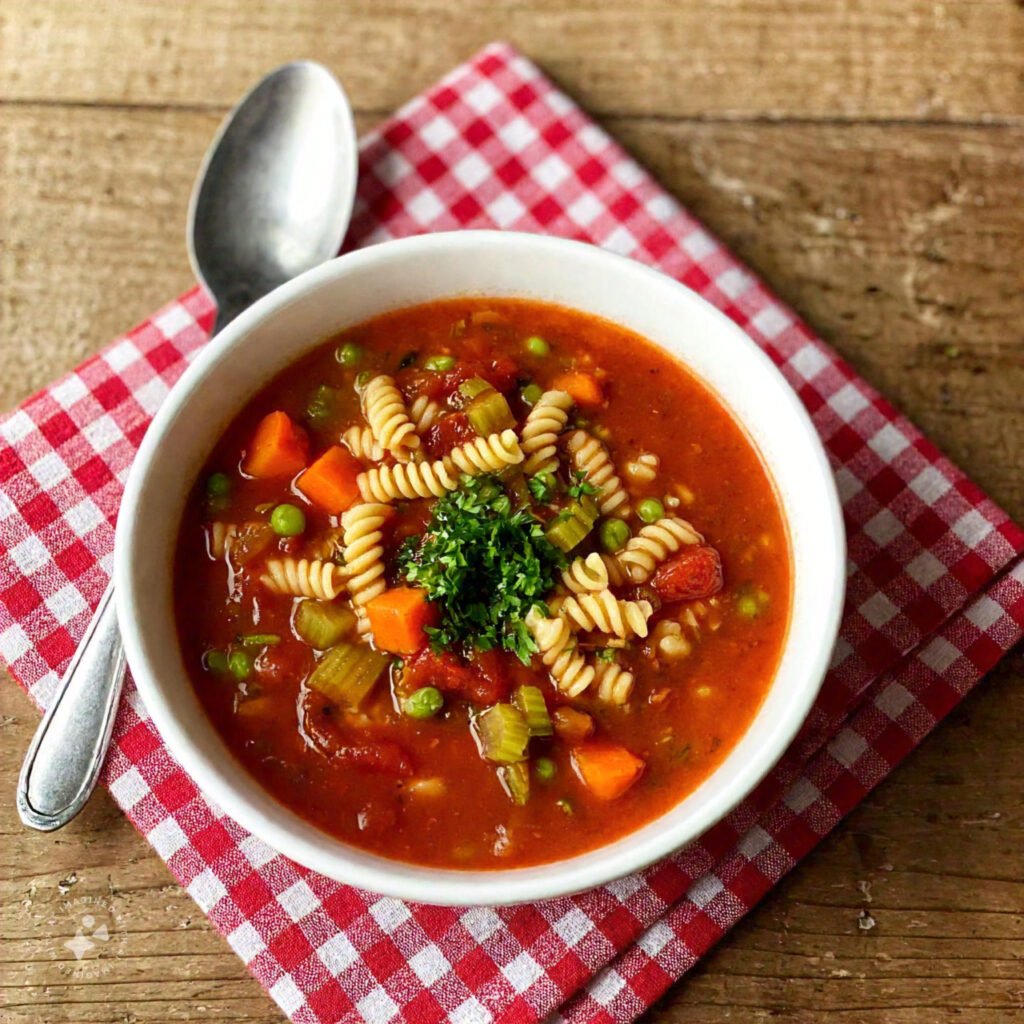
341, 503, 391, 628
358, 458, 458, 503
593, 657, 635, 705
208, 522, 236, 560
341, 424, 383, 463
526, 608, 595, 698
565, 429, 630, 518
561, 552, 609, 594
618, 516, 703, 583
261, 557, 345, 601
448, 429, 524, 475
520, 389, 573, 475
559, 590, 653, 639
410, 394, 442, 434
361, 374, 420, 463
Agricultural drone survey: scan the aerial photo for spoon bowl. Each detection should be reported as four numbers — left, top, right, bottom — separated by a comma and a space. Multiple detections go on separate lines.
188, 61, 357, 332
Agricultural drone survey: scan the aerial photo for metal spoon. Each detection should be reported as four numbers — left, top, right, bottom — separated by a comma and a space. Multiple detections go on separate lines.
17, 61, 357, 831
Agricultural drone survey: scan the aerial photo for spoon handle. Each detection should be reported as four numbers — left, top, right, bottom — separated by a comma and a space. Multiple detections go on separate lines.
16, 582, 126, 831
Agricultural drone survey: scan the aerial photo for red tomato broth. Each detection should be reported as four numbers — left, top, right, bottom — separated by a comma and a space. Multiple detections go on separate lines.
174, 298, 791, 869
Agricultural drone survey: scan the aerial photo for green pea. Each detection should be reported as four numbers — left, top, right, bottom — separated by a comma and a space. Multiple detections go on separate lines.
335, 341, 363, 367
424, 354, 456, 372
737, 595, 760, 619
521, 383, 543, 407
534, 757, 556, 781
228, 649, 253, 680
524, 335, 550, 357
202, 649, 228, 673
637, 498, 665, 524
599, 518, 631, 554
356, 370, 372, 388
270, 503, 306, 537
402, 686, 444, 719
206, 472, 232, 498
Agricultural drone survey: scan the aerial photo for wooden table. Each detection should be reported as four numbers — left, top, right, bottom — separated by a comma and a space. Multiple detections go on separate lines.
2, 2, 1022, 1021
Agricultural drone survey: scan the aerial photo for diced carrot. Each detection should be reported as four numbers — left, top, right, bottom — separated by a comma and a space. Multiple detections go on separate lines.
243, 411, 309, 479
572, 742, 645, 800
365, 587, 440, 655
296, 445, 362, 514
551, 370, 604, 408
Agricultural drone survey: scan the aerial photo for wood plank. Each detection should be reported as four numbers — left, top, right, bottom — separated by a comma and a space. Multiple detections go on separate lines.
3, 104, 1022, 518
3, 0, 1024, 122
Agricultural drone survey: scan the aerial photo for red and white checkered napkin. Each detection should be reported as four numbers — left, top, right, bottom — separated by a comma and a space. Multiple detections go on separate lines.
1, 42, 1022, 1024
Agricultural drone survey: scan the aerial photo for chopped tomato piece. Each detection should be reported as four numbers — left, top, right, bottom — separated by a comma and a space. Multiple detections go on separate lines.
552, 706, 595, 744
572, 742, 645, 800
651, 546, 724, 602
365, 587, 440, 655
423, 412, 476, 458
467, 648, 513, 704
302, 693, 413, 775
243, 411, 309, 478
402, 647, 500, 705
296, 445, 362, 515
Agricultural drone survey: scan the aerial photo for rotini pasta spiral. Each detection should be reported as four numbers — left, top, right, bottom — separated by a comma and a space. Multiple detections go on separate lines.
598, 551, 628, 587
618, 516, 703, 583
341, 424, 383, 463
361, 374, 420, 463
208, 522, 237, 560
410, 394, 442, 434
561, 552, 609, 594
520, 389, 573, 475
448, 429, 524, 475
526, 608, 595, 698
559, 590, 653, 639
261, 557, 345, 601
341, 503, 391, 627
358, 458, 458, 503
565, 429, 630, 518
624, 451, 659, 485
594, 657, 635, 705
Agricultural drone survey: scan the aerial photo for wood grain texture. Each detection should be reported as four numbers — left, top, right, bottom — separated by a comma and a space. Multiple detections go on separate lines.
1, 1, 1022, 1021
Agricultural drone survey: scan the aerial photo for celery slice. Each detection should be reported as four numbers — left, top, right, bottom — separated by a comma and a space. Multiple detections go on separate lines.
466, 390, 515, 435
475, 703, 529, 764
513, 685, 553, 737
294, 600, 356, 649
306, 642, 389, 708
499, 761, 531, 805
458, 376, 494, 400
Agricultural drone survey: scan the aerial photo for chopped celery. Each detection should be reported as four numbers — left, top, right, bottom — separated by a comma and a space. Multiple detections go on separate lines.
513, 685, 553, 737
239, 633, 281, 647
499, 761, 531, 805
458, 376, 494, 400
475, 703, 529, 764
306, 642, 390, 708
544, 497, 598, 553
294, 600, 356, 649
467, 390, 515, 435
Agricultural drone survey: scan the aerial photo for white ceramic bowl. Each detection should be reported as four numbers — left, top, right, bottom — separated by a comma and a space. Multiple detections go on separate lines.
116, 231, 845, 906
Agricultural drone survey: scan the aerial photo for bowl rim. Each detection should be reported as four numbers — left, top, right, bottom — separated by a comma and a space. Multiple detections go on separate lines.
115, 230, 846, 906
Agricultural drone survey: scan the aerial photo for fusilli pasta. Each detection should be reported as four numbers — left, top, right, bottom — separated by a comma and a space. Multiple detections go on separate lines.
448, 429, 523, 476
358, 458, 458, 503
618, 516, 703, 583
565, 429, 630, 518
410, 394, 442, 434
624, 451, 659, 485
261, 557, 345, 601
594, 657, 635, 705
361, 374, 420, 463
561, 552, 609, 594
559, 590, 653, 639
341, 424, 383, 463
341, 503, 391, 628
520, 389, 573, 475
526, 608, 595, 698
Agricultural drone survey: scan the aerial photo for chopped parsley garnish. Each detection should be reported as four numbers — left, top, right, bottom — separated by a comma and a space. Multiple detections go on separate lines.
595, 647, 617, 663
528, 471, 557, 504
398, 475, 565, 663
567, 471, 599, 500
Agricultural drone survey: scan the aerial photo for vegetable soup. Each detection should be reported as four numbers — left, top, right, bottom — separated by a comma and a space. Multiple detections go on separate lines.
174, 298, 791, 868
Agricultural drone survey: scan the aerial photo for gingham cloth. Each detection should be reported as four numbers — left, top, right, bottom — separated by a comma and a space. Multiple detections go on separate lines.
2, 42, 1022, 1024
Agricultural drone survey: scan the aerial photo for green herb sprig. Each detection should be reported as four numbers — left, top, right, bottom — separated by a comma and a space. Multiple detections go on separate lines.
398, 476, 565, 662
